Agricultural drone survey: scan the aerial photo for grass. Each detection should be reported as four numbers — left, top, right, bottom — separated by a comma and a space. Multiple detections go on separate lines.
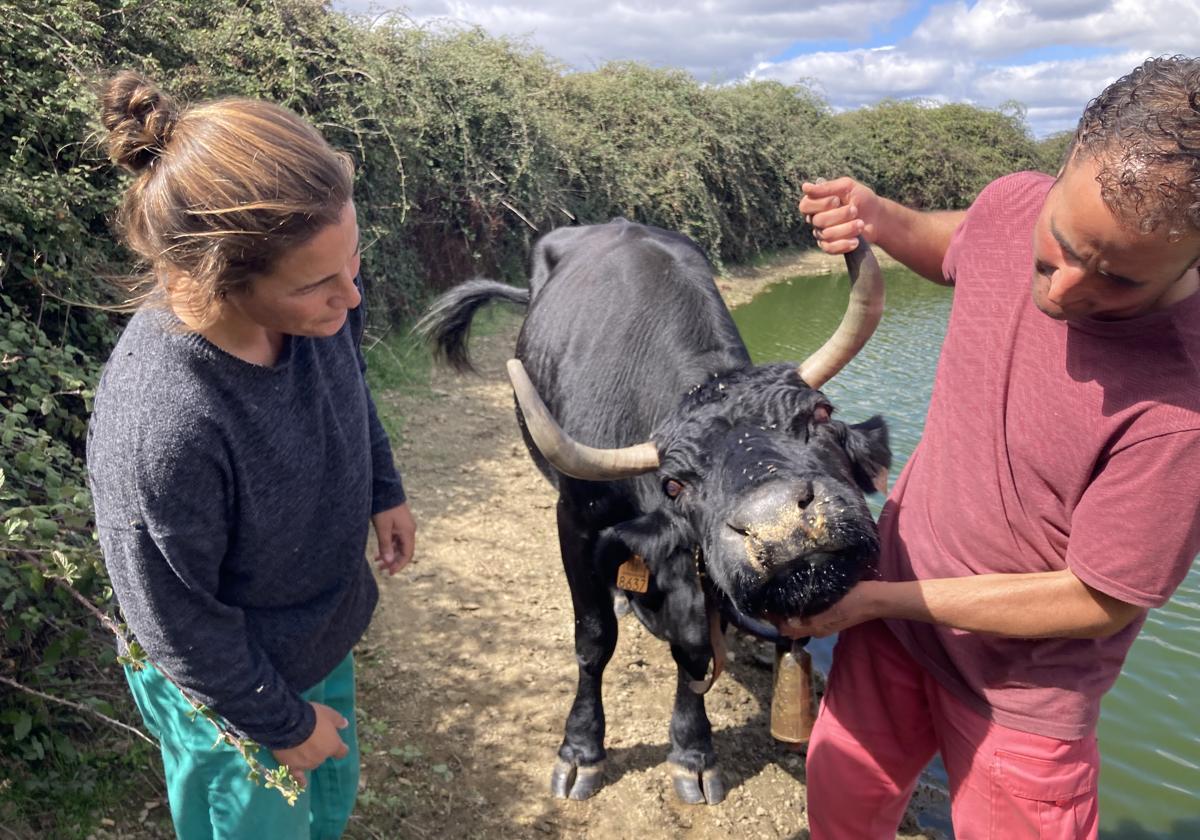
1, 733, 168, 839
363, 303, 524, 446
363, 322, 436, 396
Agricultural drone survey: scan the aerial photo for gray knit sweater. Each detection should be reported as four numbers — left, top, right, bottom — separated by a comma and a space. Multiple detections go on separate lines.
87, 282, 405, 749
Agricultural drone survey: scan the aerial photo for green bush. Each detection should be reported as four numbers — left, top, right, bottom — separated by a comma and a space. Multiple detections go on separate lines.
831, 99, 1043, 210
699, 81, 842, 261
1036, 130, 1075, 175
551, 66, 841, 265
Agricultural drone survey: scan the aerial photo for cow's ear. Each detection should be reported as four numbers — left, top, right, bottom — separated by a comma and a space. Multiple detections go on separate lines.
601, 508, 682, 563
841, 415, 892, 495
530, 225, 589, 290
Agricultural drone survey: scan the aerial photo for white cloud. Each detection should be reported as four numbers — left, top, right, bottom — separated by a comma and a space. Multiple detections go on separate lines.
749, 1, 1200, 134
1027, 0, 1117, 21
752, 46, 1160, 134
971, 51, 1149, 108
970, 50, 1159, 134
908, 0, 1200, 58
750, 48, 970, 107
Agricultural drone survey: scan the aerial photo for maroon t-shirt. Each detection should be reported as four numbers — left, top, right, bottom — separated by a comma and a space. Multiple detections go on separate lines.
880, 171, 1200, 740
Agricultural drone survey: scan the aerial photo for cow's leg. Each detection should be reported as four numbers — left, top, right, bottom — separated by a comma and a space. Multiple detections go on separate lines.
666, 642, 727, 805
551, 500, 617, 801
667, 667, 725, 805
654, 557, 726, 806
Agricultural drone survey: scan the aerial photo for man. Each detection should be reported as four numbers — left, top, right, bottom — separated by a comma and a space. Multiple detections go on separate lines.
785, 56, 1200, 839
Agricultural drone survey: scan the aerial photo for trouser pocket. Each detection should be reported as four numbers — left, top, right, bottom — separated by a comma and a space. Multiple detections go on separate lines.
990, 747, 1098, 840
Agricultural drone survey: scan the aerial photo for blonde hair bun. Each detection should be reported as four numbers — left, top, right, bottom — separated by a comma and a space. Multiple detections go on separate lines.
101, 71, 179, 174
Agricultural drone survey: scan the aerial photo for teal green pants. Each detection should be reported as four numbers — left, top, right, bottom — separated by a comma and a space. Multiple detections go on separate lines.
124, 654, 359, 840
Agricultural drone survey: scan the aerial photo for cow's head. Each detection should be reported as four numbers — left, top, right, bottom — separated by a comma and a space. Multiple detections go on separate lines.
646, 364, 888, 617
508, 242, 890, 621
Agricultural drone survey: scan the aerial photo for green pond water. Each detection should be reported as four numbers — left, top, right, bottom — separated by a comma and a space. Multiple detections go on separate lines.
731, 264, 1200, 840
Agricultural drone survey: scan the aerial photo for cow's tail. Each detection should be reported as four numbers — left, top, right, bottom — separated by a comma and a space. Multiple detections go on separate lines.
415, 279, 530, 373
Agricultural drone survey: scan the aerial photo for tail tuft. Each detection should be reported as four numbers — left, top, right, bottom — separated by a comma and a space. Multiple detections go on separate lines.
415, 279, 530, 373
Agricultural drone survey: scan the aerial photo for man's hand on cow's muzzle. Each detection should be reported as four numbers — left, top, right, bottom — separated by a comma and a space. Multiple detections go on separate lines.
776, 580, 885, 639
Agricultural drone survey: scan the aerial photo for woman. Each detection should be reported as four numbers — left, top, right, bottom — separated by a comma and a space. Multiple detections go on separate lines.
86, 71, 415, 838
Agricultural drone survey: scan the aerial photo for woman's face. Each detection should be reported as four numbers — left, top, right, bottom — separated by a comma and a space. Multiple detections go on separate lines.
229, 200, 363, 338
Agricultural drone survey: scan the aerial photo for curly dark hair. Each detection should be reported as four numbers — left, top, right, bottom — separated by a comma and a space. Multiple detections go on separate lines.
1071, 55, 1200, 240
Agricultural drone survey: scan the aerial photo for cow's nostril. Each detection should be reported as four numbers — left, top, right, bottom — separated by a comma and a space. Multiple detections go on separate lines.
796, 482, 815, 510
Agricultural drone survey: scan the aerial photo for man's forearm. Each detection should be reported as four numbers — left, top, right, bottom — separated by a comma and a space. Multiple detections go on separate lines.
872, 569, 1143, 639
871, 200, 966, 284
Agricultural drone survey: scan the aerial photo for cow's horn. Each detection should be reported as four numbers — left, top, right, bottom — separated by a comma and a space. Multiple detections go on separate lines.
798, 239, 885, 390
507, 360, 661, 480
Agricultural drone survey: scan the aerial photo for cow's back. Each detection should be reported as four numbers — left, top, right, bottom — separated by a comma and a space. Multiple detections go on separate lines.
517, 220, 750, 455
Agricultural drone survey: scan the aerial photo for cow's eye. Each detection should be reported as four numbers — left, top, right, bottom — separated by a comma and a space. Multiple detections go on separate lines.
812, 403, 833, 424
663, 478, 685, 499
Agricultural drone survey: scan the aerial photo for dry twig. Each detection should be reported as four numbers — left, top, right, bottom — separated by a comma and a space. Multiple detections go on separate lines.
0, 674, 155, 746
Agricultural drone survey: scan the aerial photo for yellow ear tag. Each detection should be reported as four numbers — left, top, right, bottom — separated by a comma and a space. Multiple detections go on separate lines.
617, 554, 650, 593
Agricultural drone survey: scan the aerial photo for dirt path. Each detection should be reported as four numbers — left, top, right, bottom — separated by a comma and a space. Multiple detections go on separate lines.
350, 251, 939, 840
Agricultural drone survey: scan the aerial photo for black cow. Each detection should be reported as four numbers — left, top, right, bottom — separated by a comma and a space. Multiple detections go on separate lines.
419, 219, 890, 805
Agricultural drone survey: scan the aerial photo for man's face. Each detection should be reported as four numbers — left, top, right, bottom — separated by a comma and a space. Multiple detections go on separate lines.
1030, 156, 1199, 322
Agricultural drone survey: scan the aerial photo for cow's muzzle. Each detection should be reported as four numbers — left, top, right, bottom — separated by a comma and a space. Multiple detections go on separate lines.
721, 478, 844, 574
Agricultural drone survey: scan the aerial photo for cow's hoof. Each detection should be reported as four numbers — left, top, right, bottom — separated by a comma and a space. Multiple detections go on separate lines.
670, 763, 726, 805
550, 757, 605, 800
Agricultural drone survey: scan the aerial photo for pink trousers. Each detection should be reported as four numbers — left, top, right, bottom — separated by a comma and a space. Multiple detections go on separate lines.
805, 620, 1099, 840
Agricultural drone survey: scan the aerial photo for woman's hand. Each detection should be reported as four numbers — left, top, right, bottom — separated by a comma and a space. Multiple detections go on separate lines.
372, 502, 416, 576
271, 701, 350, 786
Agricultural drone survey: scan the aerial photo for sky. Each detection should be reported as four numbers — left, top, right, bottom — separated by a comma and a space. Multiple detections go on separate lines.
333, 1, 1200, 137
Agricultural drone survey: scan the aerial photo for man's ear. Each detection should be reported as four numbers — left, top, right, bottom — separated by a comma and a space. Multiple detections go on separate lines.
841, 415, 892, 495
1056, 141, 1078, 179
